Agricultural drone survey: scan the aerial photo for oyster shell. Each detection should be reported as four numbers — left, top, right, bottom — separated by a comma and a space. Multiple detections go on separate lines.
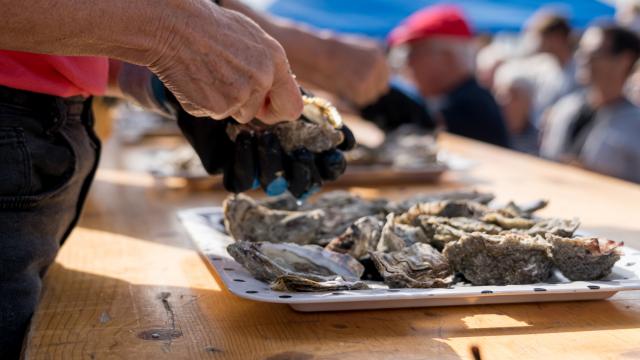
226, 94, 344, 154
224, 194, 325, 244
325, 216, 384, 260
417, 216, 502, 250
370, 243, 452, 288
443, 232, 553, 285
388, 190, 495, 213
480, 212, 536, 230
527, 218, 580, 237
546, 234, 622, 281
271, 275, 369, 292
376, 213, 430, 253
227, 241, 364, 283
396, 200, 491, 225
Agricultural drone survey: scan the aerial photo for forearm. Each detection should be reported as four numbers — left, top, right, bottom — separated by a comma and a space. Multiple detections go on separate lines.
221, 0, 334, 86
0, 0, 195, 66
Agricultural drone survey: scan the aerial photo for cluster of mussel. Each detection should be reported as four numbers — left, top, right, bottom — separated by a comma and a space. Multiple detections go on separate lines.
223, 190, 622, 292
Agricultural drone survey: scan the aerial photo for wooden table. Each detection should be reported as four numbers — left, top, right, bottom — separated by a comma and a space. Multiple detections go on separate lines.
24, 134, 640, 360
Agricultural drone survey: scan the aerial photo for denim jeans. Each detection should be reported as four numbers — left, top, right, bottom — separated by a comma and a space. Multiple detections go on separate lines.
0, 86, 101, 358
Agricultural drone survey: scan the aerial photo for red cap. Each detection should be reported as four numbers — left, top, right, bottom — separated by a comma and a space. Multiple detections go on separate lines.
388, 5, 473, 46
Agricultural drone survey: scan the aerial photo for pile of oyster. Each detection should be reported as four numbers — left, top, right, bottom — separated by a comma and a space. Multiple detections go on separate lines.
223, 190, 623, 292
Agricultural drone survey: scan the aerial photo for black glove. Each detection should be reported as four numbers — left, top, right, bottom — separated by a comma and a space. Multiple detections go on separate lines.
167, 87, 355, 198
360, 85, 435, 131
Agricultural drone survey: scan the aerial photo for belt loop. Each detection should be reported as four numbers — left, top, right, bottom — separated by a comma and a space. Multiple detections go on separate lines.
47, 97, 67, 134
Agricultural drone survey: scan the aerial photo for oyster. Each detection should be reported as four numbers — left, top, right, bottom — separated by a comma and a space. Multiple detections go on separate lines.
256, 193, 300, 211
546, 234, 622, 281
527, 218, 580, 237
376, 214, 430, 253
481, 212, 536, 230
325, 216, 384, 260
417, 216, 501, 250
300, 191, 388, 235
370, 243, 452, 288
224, 194, 325, 244
224, 192, 387, 245
226, 93, 344, 153
443, 232, 553, 285
271, 275, 369, 292
227, 241, 364, 283
396, 200, 491, 224
389, 190, 495, 213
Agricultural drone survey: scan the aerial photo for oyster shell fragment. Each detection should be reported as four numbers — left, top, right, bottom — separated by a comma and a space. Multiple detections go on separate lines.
443, 232, 554, 285
546, 234, 622, 281
370, 243, 452, 288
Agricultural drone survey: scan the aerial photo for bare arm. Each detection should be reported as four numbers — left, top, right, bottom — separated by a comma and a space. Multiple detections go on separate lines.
0, 0, 175, 64
0, 0, 302, 123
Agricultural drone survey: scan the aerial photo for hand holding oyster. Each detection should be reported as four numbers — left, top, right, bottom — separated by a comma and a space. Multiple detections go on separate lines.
223, 92, 356, 198
223, 190, 624, 292
175, 90, 356, 198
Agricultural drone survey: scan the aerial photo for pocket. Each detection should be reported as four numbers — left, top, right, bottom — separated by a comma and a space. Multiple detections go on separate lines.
0, 125, 77, 209
0, 127, 30, 196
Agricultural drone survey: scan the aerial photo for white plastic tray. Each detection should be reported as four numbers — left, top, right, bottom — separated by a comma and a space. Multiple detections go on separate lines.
178, 207, 640, 312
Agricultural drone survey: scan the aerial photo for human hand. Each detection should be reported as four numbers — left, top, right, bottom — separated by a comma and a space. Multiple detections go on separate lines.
147, 1, 302, 124
304, 35, 390, 107
173, 91, 355, 198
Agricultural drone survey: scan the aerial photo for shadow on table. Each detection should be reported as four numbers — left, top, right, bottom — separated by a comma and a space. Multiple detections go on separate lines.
26, 264, 466, 359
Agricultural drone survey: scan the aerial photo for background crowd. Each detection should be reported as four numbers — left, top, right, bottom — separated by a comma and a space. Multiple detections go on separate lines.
379, 2, 640, 184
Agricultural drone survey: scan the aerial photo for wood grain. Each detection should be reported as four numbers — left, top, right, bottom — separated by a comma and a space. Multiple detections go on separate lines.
24, 134, 640, 360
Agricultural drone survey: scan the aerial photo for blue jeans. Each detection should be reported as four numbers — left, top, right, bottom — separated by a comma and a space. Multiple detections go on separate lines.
0, 86, 101, 358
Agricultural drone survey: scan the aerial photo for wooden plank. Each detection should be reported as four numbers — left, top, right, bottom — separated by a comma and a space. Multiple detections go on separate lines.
24, 134, 640, 359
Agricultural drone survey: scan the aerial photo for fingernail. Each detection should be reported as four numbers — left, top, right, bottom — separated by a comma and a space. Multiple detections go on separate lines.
266, 177, 288, 196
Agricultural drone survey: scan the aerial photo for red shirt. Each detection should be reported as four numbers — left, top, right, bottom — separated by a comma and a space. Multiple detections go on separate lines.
0, 50, 108, 98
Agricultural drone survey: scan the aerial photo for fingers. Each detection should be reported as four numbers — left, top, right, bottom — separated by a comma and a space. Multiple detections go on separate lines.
231, 88, 265, 124
316, 149, 347, 181
256, 60, 304, 124
284, 149, 322, 199
338, 125, 357, 151
223, 132, 257, 193
256, 132, 288, 196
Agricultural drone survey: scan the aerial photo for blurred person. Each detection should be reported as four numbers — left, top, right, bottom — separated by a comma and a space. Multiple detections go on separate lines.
540, 24, 640, 183
493, 60, 539, 154
615, 0, 640, 33
387, 5, 510, 147
476, 40, 513, 89
524, 10, 580, 125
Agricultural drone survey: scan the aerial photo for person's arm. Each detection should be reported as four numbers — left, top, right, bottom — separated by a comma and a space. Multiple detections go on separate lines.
221, 0, 389, 106
0, 0, 302, 123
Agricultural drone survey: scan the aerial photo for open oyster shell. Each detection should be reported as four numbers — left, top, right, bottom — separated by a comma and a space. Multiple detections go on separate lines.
227, 241, 364, 283
271, 275, 369, 292
443, 232, 554, 285
370, 243, 452, 288
546, 234, 622, 281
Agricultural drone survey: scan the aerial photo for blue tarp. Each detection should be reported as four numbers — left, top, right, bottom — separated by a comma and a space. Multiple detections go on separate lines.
265, 0, 615, 38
